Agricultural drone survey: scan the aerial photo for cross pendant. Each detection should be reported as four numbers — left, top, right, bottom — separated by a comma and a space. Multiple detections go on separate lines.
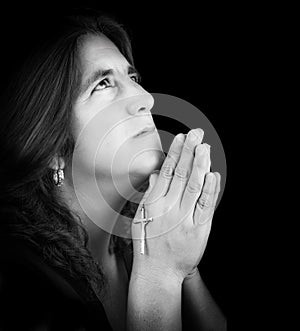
133, 205, 153, 254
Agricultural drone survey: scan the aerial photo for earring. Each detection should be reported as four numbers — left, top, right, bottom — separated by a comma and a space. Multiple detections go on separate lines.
53, 167, 64, 186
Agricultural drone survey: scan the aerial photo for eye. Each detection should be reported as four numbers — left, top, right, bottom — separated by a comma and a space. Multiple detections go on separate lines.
92, 77, 113, 93
130, 74, 141, 84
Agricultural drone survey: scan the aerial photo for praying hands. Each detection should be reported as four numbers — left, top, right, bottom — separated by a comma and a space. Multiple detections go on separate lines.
128, 129, 226, 330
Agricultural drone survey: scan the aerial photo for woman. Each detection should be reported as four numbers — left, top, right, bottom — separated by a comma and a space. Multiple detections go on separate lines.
0, 10, 226, 330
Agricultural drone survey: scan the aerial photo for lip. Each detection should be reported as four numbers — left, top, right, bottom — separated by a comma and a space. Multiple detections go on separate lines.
133, 126, 156, 137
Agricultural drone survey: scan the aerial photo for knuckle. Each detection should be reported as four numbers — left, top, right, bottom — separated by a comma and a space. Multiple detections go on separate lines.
160, 164, 174, 178
174, 166, 189, 180
198, 193, 211, 208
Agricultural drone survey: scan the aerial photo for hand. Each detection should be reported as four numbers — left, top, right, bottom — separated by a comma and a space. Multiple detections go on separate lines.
131, 129, 221, 282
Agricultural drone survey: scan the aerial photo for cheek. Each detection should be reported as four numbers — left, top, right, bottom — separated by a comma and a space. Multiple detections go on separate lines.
72, 110, 133, 176
73, 121, 127, 176
71, 108, 120, 174
95, 133, 129, 172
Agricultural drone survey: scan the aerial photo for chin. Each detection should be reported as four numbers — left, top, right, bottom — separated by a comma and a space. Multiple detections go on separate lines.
129, 149, 164, 178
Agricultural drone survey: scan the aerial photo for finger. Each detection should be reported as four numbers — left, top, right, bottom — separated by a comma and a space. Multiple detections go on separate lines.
180, 143, 210, 211
194, 172, 216, 225
167, 129, 204, 203
149, 133, 186, 200
212, 172, 221, 209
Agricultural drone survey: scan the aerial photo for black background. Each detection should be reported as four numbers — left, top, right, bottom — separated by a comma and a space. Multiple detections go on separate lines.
0, 4, 231, 316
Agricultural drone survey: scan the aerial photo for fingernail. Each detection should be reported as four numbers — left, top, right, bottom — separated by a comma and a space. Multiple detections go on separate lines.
176, 133, 185, 142
188, 131, 198, 141
197, 128, 204, 139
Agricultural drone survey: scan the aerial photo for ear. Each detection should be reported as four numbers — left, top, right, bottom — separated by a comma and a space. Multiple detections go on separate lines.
49, 155, 65, 170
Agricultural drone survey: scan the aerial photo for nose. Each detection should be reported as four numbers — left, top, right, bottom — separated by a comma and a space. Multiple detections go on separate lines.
126, 88, 154, 116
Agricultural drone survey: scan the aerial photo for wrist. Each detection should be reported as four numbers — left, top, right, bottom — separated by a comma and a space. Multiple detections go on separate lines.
128, 262, 183, 331
131, 260, 184, 289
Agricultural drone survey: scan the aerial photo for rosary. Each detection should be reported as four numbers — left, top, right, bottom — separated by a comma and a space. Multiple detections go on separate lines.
133, 204, 153, 254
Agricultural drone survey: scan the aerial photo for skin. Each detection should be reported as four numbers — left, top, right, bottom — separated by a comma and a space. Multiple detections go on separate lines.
52, 33, 225, 330
128, 131, 226, 330
59, 33, 164, 257
55, 33, 164, 329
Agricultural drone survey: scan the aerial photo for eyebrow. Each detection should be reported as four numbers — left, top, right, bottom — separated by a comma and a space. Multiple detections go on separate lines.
80, 65, 140, 95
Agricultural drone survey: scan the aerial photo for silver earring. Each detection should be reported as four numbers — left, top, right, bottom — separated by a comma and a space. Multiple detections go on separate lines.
53, 168, 64, 186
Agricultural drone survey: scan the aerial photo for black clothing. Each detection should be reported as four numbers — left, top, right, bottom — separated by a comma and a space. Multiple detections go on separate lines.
0, 236, 113, 331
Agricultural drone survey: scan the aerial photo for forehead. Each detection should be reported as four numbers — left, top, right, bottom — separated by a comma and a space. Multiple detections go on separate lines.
78, 34, 129, 75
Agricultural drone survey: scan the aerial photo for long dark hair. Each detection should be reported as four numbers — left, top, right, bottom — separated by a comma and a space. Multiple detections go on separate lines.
0, 10, 137, 300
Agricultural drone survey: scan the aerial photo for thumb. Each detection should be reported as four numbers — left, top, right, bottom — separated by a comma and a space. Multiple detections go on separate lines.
138, 171, 159, 209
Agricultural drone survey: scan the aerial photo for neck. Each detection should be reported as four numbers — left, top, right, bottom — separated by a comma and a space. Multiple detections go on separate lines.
59, 168, 147, 265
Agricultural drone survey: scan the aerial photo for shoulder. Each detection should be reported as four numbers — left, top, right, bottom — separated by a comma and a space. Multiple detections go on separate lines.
0, 235, 113, 331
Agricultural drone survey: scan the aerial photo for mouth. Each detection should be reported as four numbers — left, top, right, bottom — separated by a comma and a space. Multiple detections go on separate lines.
133, 126, 156, 137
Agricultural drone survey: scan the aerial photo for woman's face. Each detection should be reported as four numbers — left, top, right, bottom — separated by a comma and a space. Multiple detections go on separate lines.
71, 34, 163, 185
